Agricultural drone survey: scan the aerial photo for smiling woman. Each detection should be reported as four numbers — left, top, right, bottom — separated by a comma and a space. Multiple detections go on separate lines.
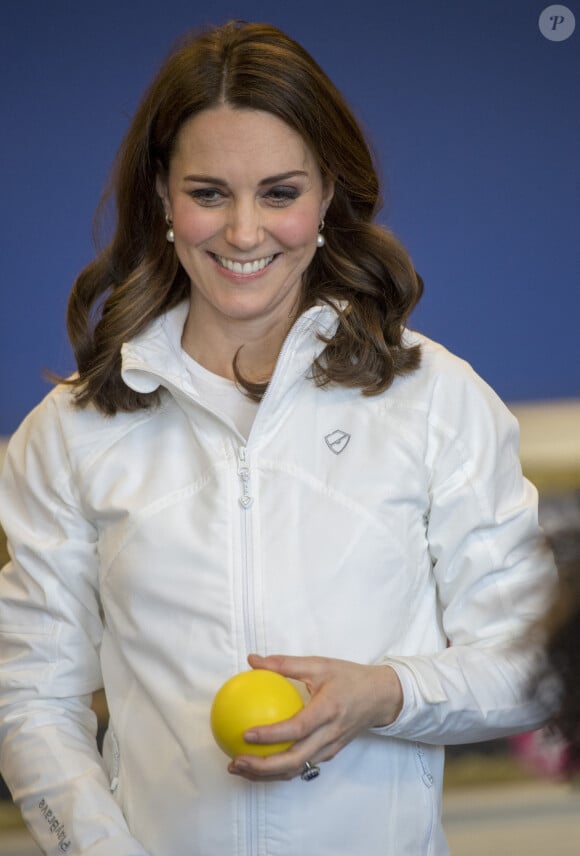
0, 19, 556, 856
155, 106, 334, 382
57, 20, 423, 416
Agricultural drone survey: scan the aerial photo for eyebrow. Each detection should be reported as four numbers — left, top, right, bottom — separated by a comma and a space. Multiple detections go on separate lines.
182, 170, 309, 186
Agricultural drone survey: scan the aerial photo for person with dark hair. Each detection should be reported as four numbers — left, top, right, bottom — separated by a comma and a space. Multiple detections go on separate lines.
0, 20, 555, 856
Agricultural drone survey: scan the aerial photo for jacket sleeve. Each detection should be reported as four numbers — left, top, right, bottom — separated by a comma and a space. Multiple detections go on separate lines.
379, 356, 557, 745
0, 395, 150, 855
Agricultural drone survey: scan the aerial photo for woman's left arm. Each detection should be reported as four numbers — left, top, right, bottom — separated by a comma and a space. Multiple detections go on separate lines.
378, 361, 557, 746
229, 361, 557, 781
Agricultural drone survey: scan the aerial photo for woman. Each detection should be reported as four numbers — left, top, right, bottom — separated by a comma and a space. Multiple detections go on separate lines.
0, 20, 555, 856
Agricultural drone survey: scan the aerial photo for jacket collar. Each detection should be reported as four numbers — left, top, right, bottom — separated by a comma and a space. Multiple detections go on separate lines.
120, 299, 342, 400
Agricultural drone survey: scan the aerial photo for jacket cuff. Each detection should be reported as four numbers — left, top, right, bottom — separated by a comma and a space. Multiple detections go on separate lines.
369, 659, 429, 736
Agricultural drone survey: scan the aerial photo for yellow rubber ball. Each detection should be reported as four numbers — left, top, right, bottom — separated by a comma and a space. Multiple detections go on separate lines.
210, 669, 304, 758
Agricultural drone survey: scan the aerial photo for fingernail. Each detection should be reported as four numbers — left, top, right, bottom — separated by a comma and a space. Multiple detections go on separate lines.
244, 731, 257, 742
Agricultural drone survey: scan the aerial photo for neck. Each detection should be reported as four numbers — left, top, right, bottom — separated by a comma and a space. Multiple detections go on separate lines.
181, 306, 296, 383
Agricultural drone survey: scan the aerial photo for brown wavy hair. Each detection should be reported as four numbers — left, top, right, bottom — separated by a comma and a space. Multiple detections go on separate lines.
64, 20, 423, 414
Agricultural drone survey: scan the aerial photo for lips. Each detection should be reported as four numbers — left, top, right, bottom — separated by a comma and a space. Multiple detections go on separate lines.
212, 254, 275, 275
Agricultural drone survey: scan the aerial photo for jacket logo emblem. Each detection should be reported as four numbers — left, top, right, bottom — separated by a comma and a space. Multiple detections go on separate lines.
324, 430, 351, 455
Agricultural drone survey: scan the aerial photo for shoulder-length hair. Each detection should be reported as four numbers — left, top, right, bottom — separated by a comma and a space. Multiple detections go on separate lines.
65, 20, 423, 414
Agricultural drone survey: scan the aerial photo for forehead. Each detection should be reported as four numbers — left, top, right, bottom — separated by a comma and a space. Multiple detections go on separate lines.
171, 105, 319, 174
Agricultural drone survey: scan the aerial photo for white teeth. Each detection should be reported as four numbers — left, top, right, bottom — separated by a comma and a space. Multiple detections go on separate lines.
215, 255, 274, 274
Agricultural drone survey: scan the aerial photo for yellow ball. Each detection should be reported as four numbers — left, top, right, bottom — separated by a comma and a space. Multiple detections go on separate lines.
210, 669, 304, 758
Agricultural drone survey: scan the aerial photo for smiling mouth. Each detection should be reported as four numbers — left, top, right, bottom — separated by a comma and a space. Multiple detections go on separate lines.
212, 254, 276, 275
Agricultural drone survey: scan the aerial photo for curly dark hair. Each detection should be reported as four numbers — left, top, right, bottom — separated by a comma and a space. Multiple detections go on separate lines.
63, 20, 423, 414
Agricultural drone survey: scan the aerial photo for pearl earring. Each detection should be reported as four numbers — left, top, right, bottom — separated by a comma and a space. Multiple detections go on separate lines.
316, 219, 326, 248
165, 213, 175, 243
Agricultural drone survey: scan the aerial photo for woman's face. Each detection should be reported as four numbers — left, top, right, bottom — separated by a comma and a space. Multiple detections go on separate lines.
156, 105, 333, 334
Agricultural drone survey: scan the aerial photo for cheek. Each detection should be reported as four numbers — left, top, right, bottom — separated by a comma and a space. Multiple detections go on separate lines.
173, 207, 219, 246
274, 209, 319, 248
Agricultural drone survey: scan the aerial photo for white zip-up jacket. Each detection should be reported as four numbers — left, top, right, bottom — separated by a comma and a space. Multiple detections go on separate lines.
0, 301, 554, 856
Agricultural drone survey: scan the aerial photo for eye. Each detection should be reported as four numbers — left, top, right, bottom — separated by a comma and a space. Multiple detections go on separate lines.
264, 186, 300, 206
189, 188, 226, 206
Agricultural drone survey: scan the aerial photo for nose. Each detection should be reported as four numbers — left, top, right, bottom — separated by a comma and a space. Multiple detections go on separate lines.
225, 199, 264, 250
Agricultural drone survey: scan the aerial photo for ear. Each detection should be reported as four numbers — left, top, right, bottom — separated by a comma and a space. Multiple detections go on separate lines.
155, 173, 172, 218
321, 179, 335, 219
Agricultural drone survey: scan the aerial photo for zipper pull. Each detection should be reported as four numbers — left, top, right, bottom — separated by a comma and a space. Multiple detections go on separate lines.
237, 447, 253, 509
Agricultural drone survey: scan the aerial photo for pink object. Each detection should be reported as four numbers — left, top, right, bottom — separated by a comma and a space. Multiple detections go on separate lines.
510, 728, 571, 778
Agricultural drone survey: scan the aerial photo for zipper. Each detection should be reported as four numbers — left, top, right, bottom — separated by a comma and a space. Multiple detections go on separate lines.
237, 445, 257, 656
109, 729, 121, 793
237, 444, 258, 855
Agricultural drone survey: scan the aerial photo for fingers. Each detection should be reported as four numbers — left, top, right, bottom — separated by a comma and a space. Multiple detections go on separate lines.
228, 656, 404, 783
247, 652, 321, 692
229, 727, 337, 782
243, 695, 333, 749
228, 688, 348, 783
227, 686, 341, 782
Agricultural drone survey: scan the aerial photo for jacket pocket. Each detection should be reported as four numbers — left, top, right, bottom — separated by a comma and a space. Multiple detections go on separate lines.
416, 741, 435, 788
414, 742, 439, 854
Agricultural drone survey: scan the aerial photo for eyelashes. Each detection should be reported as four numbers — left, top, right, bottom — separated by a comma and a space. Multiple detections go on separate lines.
188, 186, 301, 207
188, 189, 225, 205
265, 187, 300, 205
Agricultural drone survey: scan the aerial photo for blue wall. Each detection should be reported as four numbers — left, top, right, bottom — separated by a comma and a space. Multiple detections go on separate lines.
1, 0, 578, 434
